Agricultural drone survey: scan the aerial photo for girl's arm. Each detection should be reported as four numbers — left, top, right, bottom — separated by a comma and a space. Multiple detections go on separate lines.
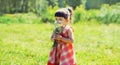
57, 28, 74, 43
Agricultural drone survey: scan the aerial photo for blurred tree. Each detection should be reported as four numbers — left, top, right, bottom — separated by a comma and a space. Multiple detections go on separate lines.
85, 0, 103, 9
67, 0, 82, 9
47, 0, 58, 7
58, 0, 66, 8
0, 0, 120, 14
39, 0, 48, 14
85, 0, 120, 10
104, 0, 120, 5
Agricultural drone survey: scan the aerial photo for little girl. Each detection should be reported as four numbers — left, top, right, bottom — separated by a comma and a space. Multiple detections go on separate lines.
47, 7, 76, 65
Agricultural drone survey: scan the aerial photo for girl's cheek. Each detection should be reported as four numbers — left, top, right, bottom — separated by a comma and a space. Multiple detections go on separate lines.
61, 19, 66, 23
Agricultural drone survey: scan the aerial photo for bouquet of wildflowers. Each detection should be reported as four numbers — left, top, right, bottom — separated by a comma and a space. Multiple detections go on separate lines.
53, 21, 61, 47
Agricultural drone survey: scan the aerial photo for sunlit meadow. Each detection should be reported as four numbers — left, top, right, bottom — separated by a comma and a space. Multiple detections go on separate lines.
0, 22, 120, 65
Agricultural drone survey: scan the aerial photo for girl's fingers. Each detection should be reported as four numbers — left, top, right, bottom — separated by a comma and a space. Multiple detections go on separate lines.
56, 35, 62, 40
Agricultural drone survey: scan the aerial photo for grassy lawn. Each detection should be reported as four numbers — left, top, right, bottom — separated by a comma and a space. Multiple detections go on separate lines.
0, 22, 120, 65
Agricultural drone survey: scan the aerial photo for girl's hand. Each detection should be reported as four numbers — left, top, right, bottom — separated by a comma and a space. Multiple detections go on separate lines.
56, 34, 62, 40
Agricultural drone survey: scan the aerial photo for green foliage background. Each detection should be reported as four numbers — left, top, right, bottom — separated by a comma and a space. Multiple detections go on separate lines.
0, 0, 120, 24
0, 0, 120, 65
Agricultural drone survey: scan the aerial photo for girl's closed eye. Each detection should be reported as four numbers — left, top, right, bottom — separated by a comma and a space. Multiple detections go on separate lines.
59, 18, 63, 21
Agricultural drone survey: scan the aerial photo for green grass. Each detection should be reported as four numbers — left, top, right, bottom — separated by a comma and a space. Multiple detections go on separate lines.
0, 22, 120, 65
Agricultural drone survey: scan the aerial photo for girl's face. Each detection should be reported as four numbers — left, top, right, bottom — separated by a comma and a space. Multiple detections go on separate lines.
55, 17, 68, 26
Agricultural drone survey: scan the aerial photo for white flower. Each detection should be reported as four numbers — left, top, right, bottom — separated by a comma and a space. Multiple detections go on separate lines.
54, 21, 62, 34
